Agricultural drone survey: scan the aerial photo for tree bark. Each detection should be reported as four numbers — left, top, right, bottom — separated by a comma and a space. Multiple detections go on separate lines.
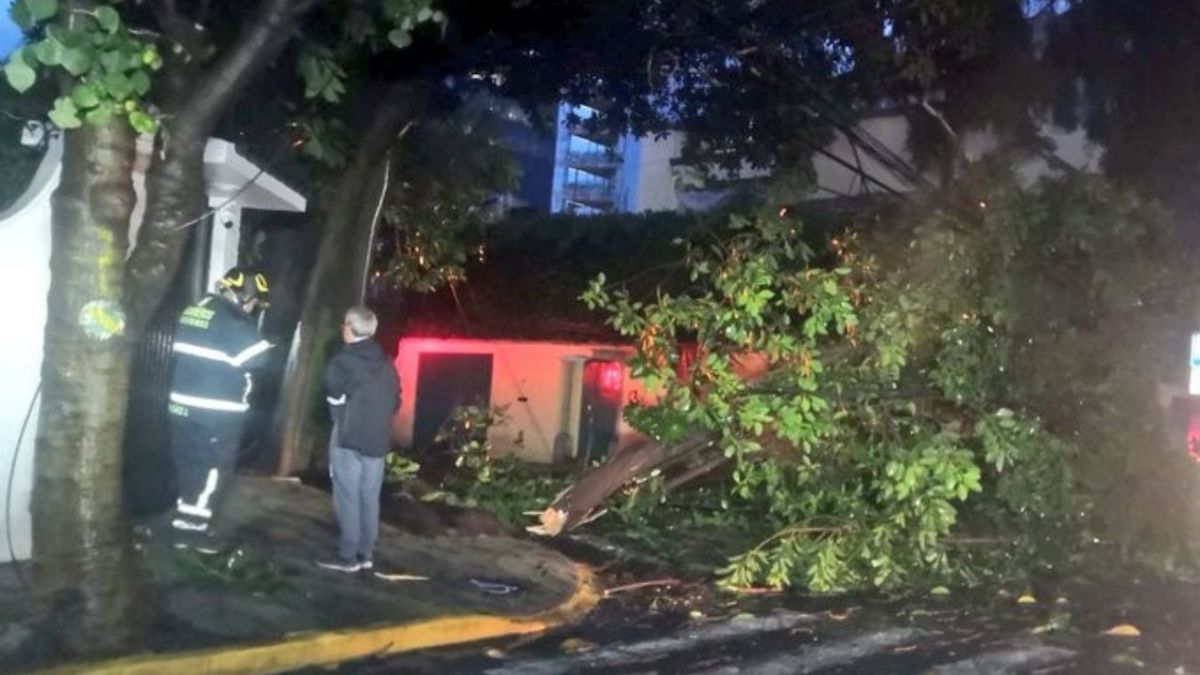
531, 433, 715, 536
275, 83, 420, 475
124, 0, 317, 332
32, 121, 149, 656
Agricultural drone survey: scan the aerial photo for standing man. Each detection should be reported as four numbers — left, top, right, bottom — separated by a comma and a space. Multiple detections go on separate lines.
317, 305, 400, 573
168, 267, 272, 546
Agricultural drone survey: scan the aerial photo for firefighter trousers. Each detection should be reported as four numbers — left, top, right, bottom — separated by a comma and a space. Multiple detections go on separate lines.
169, 415, 243, 535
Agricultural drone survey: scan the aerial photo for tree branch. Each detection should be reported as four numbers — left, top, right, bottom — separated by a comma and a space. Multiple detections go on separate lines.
173, 0, 317, 139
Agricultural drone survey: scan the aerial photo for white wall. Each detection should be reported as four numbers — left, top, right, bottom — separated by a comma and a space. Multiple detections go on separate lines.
0, 134, 302, 562
0, 137, 60, 562
394, 337, 655, 463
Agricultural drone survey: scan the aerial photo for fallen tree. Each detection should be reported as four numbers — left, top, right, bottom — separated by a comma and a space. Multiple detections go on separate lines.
530, 433, 716, 536
521, 169, 1200, 591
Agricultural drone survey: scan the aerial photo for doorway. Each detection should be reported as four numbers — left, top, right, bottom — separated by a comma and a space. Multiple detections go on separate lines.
578, 359, 623, 462
413, 352, 494, 451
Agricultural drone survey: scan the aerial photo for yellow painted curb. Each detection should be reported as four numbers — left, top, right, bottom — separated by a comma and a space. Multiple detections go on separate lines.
39, 564, 600, 675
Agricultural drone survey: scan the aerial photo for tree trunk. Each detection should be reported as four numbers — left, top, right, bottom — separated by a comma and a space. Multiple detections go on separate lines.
531, 433, 715, 536
32, 121, 149, 656
125, 132, 207, 331
274, 84, 419, 475
124, 0, 315, 331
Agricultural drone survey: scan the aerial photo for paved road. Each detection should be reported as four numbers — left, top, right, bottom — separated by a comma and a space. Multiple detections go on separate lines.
319, 572, 1200, 674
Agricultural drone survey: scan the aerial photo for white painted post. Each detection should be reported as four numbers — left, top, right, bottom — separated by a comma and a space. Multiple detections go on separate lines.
207, 201, 242, 293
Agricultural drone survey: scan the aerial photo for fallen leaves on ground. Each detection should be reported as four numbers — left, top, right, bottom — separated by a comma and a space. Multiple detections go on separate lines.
826, 608, 855, 621
1017, 594, 1037, 604
560, 637, 596, 653
1111, 652, 1145, 667
1103, 623, 1142, 637
1029, 612, 1071, 635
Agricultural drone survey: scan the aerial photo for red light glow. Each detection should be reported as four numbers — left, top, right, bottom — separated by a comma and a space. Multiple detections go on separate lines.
599, 361, 623, 397
1189, 412, 1200, 464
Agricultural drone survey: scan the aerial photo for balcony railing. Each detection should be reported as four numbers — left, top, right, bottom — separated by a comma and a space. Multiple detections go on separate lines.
563, 184, 615, 204
565, 151, 619, 171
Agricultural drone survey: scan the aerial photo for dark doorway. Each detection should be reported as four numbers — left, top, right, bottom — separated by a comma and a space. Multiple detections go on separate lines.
413, 353, 494, 450
578, 359, 623, 462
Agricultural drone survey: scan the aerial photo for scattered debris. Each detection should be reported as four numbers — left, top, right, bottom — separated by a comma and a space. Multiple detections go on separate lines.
373, 571, 430, 582
603, 578, 682, 597
1030, 612, 1071, 635
471, 578, 523, 595
1017, 594, 1038, 605
558, 637, 596, 654
826, 607, 856, 621
1110, 651, 1145, 668
1102, 623, 1142, 637
930, 586, 951, 597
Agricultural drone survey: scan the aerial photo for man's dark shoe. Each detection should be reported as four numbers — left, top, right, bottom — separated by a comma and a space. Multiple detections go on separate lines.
316, 557, 362, 573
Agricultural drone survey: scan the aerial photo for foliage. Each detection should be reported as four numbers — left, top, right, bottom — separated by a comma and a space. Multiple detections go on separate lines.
418, 405, 573, 528
169, 546, 288, 594
5, 0, 162, 132
583, 169, 1196, 592
385, 452, 421, 482
2, 0, 442, 136
368, 93, 520, 293
451, 0, 1012, 178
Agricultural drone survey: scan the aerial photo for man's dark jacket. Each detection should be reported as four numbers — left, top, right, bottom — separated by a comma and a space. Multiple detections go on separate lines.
324, 339, 400, 456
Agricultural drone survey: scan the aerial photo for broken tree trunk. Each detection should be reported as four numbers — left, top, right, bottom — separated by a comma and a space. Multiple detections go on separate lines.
274, 83, 422, 475
531, 433, 716, 536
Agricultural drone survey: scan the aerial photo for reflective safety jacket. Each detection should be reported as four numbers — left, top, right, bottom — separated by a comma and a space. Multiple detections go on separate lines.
168, 294, 271, 419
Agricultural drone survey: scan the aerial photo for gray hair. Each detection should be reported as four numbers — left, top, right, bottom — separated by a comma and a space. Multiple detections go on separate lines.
344, 305, 378, 338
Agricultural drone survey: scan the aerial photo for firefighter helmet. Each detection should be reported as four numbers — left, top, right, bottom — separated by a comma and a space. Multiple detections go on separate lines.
218, 266, 269, 305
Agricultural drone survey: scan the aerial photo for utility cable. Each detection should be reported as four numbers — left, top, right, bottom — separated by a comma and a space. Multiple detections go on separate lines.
5, 383, 40, 589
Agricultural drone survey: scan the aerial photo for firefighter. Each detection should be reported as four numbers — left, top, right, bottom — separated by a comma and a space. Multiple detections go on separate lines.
167, 266, 272, 545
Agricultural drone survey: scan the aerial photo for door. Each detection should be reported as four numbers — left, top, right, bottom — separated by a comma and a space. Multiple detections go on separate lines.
412, 352, 494, 451
578, 359, 623, 462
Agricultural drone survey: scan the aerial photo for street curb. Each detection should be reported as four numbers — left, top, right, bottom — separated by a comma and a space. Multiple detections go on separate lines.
37, 563, 600, 675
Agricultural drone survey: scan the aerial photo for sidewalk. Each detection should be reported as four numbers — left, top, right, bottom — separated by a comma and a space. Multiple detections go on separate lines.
1, 476, 598, 674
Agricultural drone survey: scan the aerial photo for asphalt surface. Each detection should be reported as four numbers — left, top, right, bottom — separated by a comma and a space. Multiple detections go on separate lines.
311, 569, 1200, 674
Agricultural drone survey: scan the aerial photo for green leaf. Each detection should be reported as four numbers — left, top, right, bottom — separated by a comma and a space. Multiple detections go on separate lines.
4, 52, 36, 93
387, 29, 412, 49
99, 51, 124, 74
60, 47, 92, 76
85, 103, 114, 126
10, 1, 32, 29
101, 71, 133, 101
48, 96, 81, 129
70, 83, 100, 108
130, 70, 151, 96
31, 38, 64, 66
24, 0, 57, 22
128, 109, 156, 134
94, 5, 119, 33
416, 7, 433, 22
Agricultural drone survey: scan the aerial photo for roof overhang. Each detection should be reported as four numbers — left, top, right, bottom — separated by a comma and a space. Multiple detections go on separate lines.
203, 138, 306, 213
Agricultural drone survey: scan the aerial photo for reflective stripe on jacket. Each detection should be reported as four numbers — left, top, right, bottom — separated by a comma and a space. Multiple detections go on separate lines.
169, 295, 270, 416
